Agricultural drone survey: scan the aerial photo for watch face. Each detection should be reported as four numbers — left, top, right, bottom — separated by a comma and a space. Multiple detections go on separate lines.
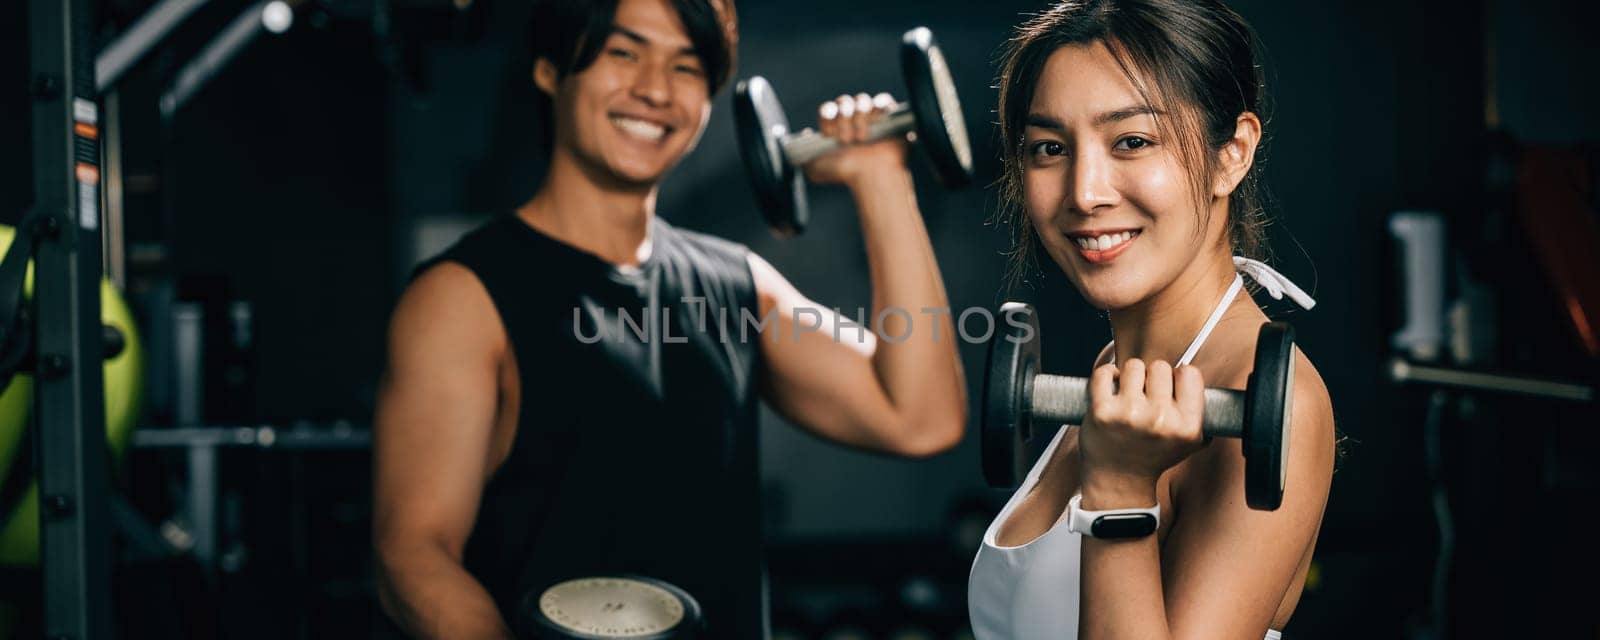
1091, 513, 1159, 539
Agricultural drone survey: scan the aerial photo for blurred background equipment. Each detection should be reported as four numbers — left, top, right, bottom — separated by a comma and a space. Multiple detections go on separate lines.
0, 222, 146, 568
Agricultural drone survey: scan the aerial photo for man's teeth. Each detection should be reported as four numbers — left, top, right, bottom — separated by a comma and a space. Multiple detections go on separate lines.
1074, 231, 1137, 251
613, 116, 666, 141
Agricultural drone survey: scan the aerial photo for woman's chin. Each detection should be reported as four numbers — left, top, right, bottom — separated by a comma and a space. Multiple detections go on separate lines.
1050, 252, 1154, 310
1071, 279, 1148, 311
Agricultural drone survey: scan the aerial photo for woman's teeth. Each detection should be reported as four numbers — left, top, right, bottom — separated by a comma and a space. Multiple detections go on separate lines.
613, 116, 666, 141
1074, 230, 1137, 251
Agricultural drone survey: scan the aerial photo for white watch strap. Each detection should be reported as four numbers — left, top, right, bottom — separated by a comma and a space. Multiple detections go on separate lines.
1067, 493, 1161, 538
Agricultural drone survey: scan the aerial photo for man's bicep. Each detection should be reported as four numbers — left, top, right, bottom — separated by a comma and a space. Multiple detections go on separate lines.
748, 253, 906, 448
373, 264, 505, 557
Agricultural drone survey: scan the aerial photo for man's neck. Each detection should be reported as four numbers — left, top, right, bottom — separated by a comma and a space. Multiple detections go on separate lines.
516, 148, 658, 267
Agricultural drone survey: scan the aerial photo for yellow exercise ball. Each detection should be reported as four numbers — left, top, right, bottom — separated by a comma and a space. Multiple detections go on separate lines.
0, 222, 143, 565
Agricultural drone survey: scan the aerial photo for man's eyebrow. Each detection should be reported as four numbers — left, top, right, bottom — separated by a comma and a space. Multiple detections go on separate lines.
610, 26, 696, 56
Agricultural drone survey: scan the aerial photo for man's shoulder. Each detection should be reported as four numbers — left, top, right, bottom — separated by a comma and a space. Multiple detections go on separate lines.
655, 217, 751, 263
401, 261, 493, 315
653, 219, 761, 304
410, 216, 517, 279
390, 260, 504, 355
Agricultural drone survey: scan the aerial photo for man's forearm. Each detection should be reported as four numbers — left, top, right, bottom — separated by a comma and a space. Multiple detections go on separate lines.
850, 166, 966, 436
378, 549, 512, 639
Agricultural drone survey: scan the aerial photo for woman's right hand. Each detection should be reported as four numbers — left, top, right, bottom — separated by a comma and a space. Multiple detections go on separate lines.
1077, 358, 1208, 507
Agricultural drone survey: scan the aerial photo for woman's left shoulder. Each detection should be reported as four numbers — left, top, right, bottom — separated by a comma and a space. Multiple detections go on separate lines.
1180, 345, 1336, 492
1281, 348, 1338, 479
1290, 348, 1334, 425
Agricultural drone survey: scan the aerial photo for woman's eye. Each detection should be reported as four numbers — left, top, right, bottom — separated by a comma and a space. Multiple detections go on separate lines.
1028, 140, 1065, 160
1114, 136, 1153, 151
674, 65, 704, 76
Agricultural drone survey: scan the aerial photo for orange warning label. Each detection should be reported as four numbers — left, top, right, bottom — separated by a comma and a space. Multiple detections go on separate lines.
75, 163, 100, 185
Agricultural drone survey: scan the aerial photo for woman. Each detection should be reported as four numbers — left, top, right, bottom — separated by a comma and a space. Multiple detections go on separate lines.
968, 1, 1336, 639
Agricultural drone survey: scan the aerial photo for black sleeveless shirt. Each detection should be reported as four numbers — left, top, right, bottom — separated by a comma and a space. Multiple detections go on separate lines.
419, 214, 766, 638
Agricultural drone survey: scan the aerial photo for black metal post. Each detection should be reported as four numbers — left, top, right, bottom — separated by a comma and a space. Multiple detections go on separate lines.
28, 0, 114, 636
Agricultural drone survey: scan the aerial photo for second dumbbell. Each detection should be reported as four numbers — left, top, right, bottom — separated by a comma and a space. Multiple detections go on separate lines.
732, 27, 973, 236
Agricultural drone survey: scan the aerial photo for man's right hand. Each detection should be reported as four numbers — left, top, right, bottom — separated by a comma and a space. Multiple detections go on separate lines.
801, 92, 911, 189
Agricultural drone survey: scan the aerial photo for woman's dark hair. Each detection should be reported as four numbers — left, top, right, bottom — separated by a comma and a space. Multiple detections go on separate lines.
528, 0, 739, 96
996, 0, 1271, 280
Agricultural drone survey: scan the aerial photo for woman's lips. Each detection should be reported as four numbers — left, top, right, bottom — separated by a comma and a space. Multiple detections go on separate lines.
1068, 229, 1140, 264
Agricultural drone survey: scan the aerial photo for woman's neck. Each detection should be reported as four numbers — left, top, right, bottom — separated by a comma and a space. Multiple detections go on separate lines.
516, 147, 657, 267
1107, 248, 1253, 366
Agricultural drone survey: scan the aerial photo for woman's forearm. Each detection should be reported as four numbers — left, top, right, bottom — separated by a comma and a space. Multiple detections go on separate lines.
1078, 478, 1173, 640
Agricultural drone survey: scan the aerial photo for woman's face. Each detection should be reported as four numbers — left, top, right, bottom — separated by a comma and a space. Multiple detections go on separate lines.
1022, 42, 1228, 311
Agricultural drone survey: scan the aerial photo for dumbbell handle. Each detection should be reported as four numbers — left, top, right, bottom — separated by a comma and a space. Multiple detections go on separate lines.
1030, 373, 1247, 439
780, 106, 917, 167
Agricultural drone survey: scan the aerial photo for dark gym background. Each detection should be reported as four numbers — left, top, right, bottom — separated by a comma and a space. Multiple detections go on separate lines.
4, 0, 1599, 638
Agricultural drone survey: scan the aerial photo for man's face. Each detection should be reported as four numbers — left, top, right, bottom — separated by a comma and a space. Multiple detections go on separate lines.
538, 0, 714, 188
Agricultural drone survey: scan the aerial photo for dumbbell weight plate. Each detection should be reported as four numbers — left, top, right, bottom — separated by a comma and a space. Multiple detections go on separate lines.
734, 28, 970, 236
1242, 322, 1295, 511
981, 302, 1039, 488
523, 576, 702, 639
733, 76, 808, 236
900, 27, 973, 189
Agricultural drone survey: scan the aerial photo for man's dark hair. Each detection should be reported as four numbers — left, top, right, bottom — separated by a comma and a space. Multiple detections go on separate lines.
528, 0, 739, 96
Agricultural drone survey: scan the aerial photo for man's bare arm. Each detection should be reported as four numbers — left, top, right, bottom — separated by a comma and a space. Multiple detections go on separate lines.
753, 94, 967, 457
753, 168, 967, 457
373, 263, 512, 638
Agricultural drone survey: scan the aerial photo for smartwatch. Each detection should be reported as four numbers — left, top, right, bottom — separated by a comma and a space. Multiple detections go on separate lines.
1066, 493, 1160, 539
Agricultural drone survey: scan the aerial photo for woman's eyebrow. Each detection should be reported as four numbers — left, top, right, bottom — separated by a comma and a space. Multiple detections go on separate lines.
1025, 113, 1065, 130
1093, 105, 1161, 126
1025, 106, 1162, 131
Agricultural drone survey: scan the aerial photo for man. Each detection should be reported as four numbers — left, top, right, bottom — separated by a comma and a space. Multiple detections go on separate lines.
372, 0, 966, 637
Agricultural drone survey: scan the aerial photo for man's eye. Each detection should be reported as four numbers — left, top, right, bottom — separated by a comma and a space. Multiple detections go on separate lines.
675, 65, 704, 76
608, 48, 638, 60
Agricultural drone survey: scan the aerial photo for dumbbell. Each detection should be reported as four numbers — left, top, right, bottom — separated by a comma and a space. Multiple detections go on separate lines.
981, 302, 1296, 511
520, 576, 702, 639
732, 27, 973, 236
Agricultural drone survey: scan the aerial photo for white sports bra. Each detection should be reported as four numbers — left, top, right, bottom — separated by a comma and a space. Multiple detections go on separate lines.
967, 258, 1313, 640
